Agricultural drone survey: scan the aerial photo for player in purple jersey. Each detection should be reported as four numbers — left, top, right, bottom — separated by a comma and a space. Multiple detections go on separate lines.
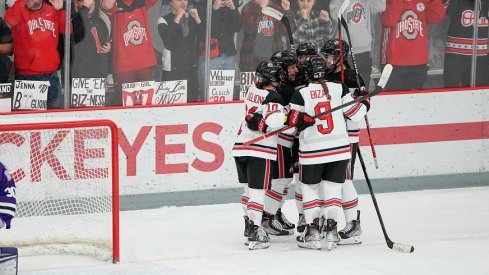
0, 161, 16, 229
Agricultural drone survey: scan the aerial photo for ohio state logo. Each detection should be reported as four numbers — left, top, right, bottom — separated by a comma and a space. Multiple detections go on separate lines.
346, 2, 365, 24
123, 21, 147, 46
461, 10, 489, 27
396, 10, 424, 40
257, 16, 275, 36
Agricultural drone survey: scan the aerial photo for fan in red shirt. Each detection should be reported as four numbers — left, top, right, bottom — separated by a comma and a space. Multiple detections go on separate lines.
4, 0, 70, 108
380, 0, 445, 91
102, 0, 158, 106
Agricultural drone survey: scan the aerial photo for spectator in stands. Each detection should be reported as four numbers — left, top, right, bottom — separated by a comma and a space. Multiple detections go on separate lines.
196, 0, 241, 96
444, 0, 488, 87
158, 0, 204, 102
380, 0, 445, 91
4, 0, 70, 108
72, 0, 111, 79
292, 0, 334, 49
0, 17, 13, 83
102, 0, 158, 106
239, 0, 296, 71
330, 0, 385, 90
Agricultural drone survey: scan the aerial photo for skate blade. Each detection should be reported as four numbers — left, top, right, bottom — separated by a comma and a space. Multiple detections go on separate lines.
338, 236, 362, 245
297, 241, 321, 250
326, 241, 338, 251
248, 241, 270, 250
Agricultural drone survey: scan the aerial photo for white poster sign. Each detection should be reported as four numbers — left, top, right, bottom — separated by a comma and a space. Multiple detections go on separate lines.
71, 78, 106, 107
239, 71, 258, 100
12, 80, 49, 110
153, 80, 187, 105
0, 83, 12, 112
122, 81, 155, 106
208, 70, 234, 102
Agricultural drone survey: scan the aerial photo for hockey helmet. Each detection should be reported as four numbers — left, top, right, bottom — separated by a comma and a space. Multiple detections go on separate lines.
255, 61, 283, 87
305, 55, 326, 80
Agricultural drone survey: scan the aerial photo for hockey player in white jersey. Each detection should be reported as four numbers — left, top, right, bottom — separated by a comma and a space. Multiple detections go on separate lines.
232, 61, 289, 250
321, 39, 364, 245
260, 50, 300, 236
289, 55, 370, 250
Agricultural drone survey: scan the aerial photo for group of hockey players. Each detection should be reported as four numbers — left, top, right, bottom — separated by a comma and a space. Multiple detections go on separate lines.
232, 39, 370, 250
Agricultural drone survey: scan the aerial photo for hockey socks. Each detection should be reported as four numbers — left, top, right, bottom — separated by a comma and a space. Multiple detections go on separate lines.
341, 179, 359, 222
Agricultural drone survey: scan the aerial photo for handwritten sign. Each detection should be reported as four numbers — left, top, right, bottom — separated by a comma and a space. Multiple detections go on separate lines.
208, 70, 234, 102
153, 80, 187, 104
12, 80, 49, 110
71, 78, 106, 107
122, 81, 155, 106
239, 71, 258, 100
0, 83, 12, 112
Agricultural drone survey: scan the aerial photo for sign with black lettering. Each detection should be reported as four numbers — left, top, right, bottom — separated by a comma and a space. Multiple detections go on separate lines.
122, 81, 155, 106
71, 78, 106, 107
12, 80, 49, 110
153, 80, 187, 105
208, 70, 234, 102
239, 71, 258, 100
0, 83, 13, 112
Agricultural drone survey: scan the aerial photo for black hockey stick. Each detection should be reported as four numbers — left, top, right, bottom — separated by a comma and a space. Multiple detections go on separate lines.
338, 14, 380, 168
262, 6, 294, 51
357, 146, 415, 253
243, 64, 393, 146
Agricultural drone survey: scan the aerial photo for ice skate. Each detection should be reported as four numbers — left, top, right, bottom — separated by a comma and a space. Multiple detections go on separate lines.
244, 216, 253, 245
275, 208, 295, 234
324, 219, 340, 251
244, 216, 252, 237
261, 212, 290, 236
248, 225, 270, 250
338, 210, 362, 245
296, 218, 321, 250
296, 213, 307, 233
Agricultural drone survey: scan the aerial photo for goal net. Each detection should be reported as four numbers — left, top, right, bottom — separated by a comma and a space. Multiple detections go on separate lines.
0, 119, 119, 263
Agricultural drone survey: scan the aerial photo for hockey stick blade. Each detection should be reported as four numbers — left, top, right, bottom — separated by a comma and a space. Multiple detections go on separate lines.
242, 64, 392, 146
262, 7, 294, 49
338, 0, 350, 19
262, 6, 283, 20
391, 242, 415, 253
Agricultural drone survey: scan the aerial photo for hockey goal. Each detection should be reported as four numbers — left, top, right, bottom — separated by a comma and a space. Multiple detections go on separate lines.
0, 119, 119, 263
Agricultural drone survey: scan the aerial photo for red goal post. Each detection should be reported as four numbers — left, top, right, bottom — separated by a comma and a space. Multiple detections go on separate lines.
0, 119, 120, 263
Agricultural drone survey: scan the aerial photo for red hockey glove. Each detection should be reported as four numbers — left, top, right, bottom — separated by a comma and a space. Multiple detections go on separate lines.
245, 108, 268, 133
287, 109, 315, 131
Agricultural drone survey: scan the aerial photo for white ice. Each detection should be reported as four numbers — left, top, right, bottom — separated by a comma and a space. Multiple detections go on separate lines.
20, 186, 489, 275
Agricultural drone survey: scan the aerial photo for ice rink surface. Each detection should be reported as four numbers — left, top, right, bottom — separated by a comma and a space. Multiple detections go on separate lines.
20, 186, 489, 275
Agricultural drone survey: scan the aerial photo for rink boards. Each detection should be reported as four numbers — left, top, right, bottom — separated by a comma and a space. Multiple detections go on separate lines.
1, 87, 488, 198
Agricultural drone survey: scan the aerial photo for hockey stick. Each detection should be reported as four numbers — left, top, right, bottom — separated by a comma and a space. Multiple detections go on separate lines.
356, 146, 414, 253
243, 64, 393, 146
262, 6, 294, 50
339, 15, 379, 168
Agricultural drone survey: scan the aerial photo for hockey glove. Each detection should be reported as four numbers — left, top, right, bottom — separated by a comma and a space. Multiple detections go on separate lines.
287, 109, 315, 131
354, 87, 370, 111
245, 108, 268, 133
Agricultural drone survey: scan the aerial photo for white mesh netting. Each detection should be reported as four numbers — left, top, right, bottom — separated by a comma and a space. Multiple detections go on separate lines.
0, 122, 117, 262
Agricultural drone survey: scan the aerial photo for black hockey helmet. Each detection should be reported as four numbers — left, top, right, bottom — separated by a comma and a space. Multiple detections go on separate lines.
320, 39, 350, 61
296, 42, 318, 57
305, 55, 326, 80
270, 50, 296, 69
255, 61, 283, 87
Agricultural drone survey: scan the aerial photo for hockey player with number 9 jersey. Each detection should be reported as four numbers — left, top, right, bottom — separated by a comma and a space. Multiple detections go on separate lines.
0, 162, 16, 229
289, 56, 370, 250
